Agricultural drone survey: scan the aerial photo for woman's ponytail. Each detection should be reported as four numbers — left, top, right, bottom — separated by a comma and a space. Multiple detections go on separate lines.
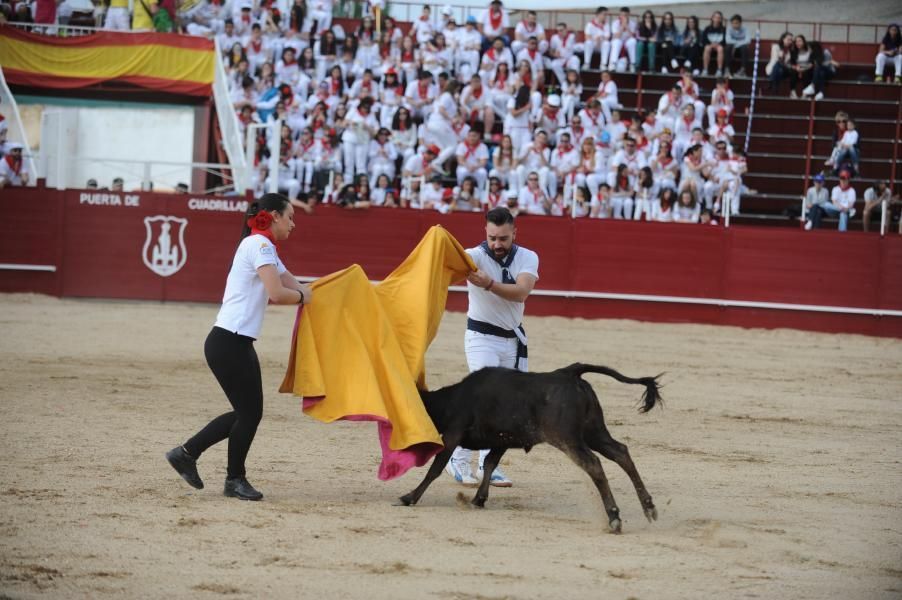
240, 201, 261, 242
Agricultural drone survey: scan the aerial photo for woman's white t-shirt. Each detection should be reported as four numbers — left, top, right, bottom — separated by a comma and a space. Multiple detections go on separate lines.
214, 233, 287, 339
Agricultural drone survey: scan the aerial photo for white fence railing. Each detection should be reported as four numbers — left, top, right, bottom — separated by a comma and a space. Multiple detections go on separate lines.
213, 38, 249, 195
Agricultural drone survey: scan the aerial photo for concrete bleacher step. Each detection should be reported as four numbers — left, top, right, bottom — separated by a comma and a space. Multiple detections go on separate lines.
731, 114, 899, 139
736, 133, 895, 156
748, 153, 895, 179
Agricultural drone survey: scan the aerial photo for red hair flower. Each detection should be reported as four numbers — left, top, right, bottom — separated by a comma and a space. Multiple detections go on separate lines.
247, 210, 273, 231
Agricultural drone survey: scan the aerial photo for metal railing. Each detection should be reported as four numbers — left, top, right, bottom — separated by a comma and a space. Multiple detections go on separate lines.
35, 151, 237, 194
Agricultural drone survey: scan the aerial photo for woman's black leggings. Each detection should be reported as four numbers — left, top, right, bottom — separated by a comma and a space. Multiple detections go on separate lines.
184, 327, 263, 479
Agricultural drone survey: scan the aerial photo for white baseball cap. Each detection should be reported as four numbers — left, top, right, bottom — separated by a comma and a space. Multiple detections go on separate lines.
547, 94, 561, 108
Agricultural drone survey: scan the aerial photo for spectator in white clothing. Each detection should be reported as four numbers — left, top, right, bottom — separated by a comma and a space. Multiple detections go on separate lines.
811, 170, 856, 231
456, 128, 490, 190
0, 143, 29, 188
875, 24, 902, 83
547, 22, 581, 86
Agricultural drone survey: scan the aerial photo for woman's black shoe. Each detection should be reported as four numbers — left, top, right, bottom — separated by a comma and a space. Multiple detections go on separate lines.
223, 477, 263, 501
165, 446, 204, 490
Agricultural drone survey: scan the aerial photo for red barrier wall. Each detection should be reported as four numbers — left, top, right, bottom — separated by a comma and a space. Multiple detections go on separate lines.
2, 187, 901, 337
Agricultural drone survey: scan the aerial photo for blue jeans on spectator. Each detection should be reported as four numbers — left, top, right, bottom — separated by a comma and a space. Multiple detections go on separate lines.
834, 146, 860, 176
769, 62, 789, 93
812, 65, 835, 93
818, 203, 849, 231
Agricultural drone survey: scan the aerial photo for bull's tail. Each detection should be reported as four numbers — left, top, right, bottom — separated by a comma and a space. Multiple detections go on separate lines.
562, 363, 663, 413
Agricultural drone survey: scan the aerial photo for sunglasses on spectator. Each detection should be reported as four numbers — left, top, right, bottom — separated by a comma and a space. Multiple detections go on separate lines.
528, 177, 539, 181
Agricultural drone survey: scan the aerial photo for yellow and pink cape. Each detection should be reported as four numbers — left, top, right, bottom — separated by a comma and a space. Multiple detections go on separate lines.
280, 226, 476, 479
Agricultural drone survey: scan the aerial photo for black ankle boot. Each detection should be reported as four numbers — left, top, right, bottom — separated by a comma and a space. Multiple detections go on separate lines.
165, 446, 204, 490
223, 477, 263, 501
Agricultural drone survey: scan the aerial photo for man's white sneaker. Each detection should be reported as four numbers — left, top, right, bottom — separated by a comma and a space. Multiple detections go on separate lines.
814, 92, 824, 101
478, 466, 513, 487
671, 58, 679, 69
802, 83, 815, 96
804, 220, 813, 231
445, 461, 479, 486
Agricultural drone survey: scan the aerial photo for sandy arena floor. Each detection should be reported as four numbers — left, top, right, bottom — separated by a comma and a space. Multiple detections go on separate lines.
0, 293, 900, 599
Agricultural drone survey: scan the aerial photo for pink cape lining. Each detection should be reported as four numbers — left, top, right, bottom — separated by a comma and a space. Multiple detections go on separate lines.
302, 396, 442, 480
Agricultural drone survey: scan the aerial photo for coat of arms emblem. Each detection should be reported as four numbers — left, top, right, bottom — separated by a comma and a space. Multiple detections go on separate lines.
142, 216, 188, 277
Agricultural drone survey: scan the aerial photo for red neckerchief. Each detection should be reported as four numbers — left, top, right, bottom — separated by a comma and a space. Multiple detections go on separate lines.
402, 50, 414, 61
715, 90, 727, 104
488, 191, 501, 207
660, 155, 673, 166
522, 71, 532, 87
242, 14, 250, 23
4, 154, 21, 176
530, 187, 541, 204
238, 112, 252, 125
591, 18, 602, 29
421, 156, 430, 170
300, 139, 315, 155
282, 57, 296, 66
464, 140, 481, 159
249, 38, 263, 53
688, 154, 701, 166
472, 86, 483, 99
280, 138, 292, 158
419, 14, 427, 21
489, 8, 502, 30
330, 78, 340, 94
486, 47, 496, 60
618, 175, 628, 191
398, 120, 408, 131
527, 48, 537, 60
572, 126, 583, 138
558, 145, 571, 158
543, 106, 558, 121
585, 110, 599, 127
682, 114, 694, 128
494, 72, 507, 88
716, 124, 726, 137
452, 122, 464, 135
418, 81, 429, 99
682, 81, 697, 98
361, 80, 372, 94
636, 137, 648, 150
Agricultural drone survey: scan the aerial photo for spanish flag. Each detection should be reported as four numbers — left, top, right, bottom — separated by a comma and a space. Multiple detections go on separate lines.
280, 226, 477, 480
0, 25, 214, 96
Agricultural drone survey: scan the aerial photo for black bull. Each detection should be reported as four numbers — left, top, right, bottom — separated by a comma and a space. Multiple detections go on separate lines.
397, 364, 663, 533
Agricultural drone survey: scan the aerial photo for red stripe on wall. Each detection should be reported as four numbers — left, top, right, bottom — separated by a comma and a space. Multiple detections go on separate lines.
0, 24, 213, 51
1, 68, 212, 96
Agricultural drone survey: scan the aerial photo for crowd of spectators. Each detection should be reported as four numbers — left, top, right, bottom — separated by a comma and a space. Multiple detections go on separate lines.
193, 2, 766, 223
1, 1, 899, 230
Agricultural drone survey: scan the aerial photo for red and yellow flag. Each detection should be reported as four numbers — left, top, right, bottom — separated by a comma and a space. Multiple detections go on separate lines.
0, 26, 214, 96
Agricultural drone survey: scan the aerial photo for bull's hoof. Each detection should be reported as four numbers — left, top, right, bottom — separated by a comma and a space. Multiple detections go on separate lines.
393, 494, 414, 507
471, 497, 486, 509
644, 506, 658, 522
608, 518, 622, 534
